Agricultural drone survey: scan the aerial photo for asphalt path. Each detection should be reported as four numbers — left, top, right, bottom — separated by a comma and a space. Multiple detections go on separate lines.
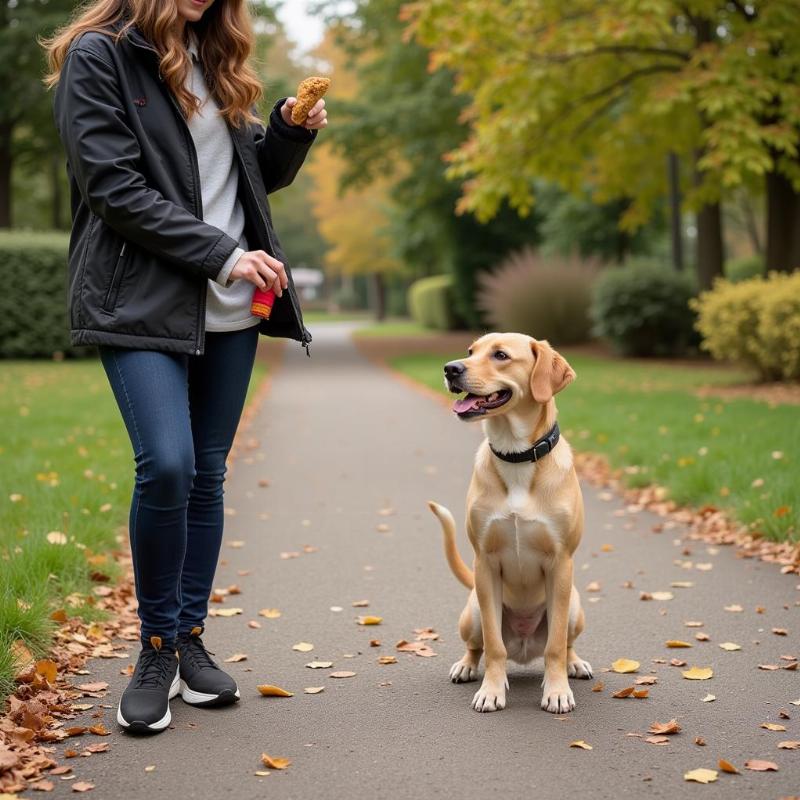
51, 322, 799, 799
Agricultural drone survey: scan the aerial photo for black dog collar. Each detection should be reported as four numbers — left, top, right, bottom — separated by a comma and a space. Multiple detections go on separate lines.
490, 421, 560, 464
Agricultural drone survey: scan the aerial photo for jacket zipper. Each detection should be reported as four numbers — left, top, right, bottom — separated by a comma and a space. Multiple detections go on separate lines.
229, 133, 310, 355
102, 241, 127, 312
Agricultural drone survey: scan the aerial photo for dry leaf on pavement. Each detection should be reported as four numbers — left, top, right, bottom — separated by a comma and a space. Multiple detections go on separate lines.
304, 687, 324, 694
649, 719, 681, 735
610, 658, 640, 674
330, 671, 356, 679
292, 642, 314, 652
569, 740, 592, 750
744, 759, 778, 771
682, 666, 713, 680
684, 768, 717, 784
261, 754, 291, 770
718, 759, 739, 774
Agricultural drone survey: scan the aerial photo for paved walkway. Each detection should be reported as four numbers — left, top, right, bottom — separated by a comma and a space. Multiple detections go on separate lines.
54, 323, 798, 799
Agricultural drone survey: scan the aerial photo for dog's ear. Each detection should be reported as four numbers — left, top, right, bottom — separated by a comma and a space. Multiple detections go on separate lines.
529, 339, 576, 404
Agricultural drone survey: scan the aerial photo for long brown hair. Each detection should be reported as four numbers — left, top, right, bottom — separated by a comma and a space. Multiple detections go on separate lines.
40, 0, 262, 128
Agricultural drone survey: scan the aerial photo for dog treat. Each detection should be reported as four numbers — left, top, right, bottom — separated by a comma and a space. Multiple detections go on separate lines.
291, 76, 331, 125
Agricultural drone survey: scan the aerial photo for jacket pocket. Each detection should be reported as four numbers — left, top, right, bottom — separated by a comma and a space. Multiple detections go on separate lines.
102, 240, 130, 313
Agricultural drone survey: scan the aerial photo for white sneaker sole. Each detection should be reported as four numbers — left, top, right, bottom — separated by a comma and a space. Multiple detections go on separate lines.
117, 672, 180, 732
179, 679, 241, 706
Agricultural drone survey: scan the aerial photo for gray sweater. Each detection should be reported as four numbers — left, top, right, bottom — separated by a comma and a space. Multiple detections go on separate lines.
186, 29, 259, 332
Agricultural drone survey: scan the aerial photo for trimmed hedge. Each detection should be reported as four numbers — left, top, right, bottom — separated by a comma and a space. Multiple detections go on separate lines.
477, 247, 597, 344
590, 260, 697, 357
691, 271, 800, 381
0, 230, 95, 359
408, 274, 462, 330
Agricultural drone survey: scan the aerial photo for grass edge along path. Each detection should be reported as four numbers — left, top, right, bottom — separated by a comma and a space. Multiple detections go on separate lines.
354, 341, 798, 574
0, 346, 273, 707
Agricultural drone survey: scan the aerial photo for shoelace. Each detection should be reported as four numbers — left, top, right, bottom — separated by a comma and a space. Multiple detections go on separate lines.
179, 635, 220, 672
133, 647, 175, 690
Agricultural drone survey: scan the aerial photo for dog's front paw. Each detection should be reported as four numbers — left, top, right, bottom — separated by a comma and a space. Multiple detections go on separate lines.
541, 683, 575, 714
471, 678, 507, 712
450, 659, 479, 683
568, 658, 593, 679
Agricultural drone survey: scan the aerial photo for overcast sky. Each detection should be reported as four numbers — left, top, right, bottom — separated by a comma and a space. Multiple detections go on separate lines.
276, 0, 325, 52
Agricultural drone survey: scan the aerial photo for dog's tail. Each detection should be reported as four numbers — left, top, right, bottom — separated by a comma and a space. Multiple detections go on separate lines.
427, 501, 474, 589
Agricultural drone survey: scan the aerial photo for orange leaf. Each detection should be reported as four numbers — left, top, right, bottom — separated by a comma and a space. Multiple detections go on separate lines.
718, 759, 739, 774
261, 753, 291, 770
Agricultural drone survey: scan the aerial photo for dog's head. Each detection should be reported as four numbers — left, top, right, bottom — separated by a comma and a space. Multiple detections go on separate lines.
444, 333, 575, 421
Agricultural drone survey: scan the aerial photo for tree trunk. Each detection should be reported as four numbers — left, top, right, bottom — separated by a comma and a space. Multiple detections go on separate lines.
667, 152, 684, 270
765, 168, 800, 272
695, 202, 724, 290
0, 121, 12, 228
372, 272, 386, 322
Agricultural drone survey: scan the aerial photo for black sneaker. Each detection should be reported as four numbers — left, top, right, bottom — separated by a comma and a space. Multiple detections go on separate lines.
116, 636, 179, 733
176, 626, 240, 707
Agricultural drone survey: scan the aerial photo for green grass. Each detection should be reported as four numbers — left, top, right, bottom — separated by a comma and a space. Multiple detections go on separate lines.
302, 310, 373, 323
0, 356, 266, 701
390, 352, 799, 543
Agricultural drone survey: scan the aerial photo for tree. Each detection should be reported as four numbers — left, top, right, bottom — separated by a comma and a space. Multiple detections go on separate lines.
305, 25, 405, 319
316, 0, 543, 325
406, 0, 800, 285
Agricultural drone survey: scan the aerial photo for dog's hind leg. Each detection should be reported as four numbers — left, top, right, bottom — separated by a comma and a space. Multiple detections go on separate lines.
450, 592, 483, 683
566, 588, 593, 679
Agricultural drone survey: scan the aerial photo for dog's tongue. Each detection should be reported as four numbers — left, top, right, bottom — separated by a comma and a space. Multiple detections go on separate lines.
453, 394, 481, 414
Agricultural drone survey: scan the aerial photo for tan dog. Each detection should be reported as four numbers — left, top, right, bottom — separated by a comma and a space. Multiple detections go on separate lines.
429, 332, 592, 714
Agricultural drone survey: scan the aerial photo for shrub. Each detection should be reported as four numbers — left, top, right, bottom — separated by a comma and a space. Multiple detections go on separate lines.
0, 230, 95, 359
691, 271, 800, 381
725, 254, 764, 283
590, 260, 697, 356
477, 248, 597, 344
408, 274, 462, 330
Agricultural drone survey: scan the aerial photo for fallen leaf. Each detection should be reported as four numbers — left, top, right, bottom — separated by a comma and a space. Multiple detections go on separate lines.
77, 682, 108, 693
586, 581, 601, 592
257, 685, 293, 697
46, 531, 67, 545
612, 687, 635, 698
377, 656, 397, 665
719, 642, 741, 651
718, 759, 739, 774
261, 754, 291, 770
695, 633, 710, 642
645, 735, 670, 745
682, 666, 713, 680
356, 616, 382, 626
671, 581, 694, 588
258, 608, 281, 619
591, 682, 604, 692
569, 740, 592, 750
208, 607, 242, 617
88, 724, 110, 736
651, 591, 674, 601
31, 779, 55, 791
305, 661, 333, 669
35, 660, 58, 684
670, 658, 687, 667
760, 723, 786, 731
351, 600, 369, 607
744, 759, 778, 771
695, 736, 706, 746
633, 689, 649, 699
144, 765, 156, 772
634, 676, 657, 685
684, 621, 704, 627
777, 741, 800, 749
611, 658, 640, 674
724, 604, 743, 612
224, 653, 248, 663
71, 783, 95, 793
649, 719, 681, 735
292, 642, 314, 652
330, 671, 356, 678
772, 628, 788, 636
701, 694, 716, 702
758, 664, 780, 671
684, 768, 717, 784
666, 640, 693, 648
304, 687, 324, 694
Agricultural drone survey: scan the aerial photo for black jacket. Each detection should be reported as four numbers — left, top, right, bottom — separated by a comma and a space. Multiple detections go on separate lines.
53, 17, 316, 356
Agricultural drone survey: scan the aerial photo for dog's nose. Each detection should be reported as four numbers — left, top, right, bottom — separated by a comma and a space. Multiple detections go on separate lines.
444, 361, 466, 379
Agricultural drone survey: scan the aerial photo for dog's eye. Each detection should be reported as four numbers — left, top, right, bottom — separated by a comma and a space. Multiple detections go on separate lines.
467, 348, 473, 356
494, 350, 509, 361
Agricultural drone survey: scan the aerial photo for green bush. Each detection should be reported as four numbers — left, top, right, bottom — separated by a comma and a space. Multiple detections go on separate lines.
0, 230, 94, 359
725, 254, 764, 283
476, 248, 597, 344
590, 260, 697, 357
408, 274, 462, 330
691, 271, 800, 381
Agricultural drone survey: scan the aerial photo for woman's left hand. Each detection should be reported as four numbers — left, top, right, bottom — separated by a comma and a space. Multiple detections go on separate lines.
280, 97, 328, 131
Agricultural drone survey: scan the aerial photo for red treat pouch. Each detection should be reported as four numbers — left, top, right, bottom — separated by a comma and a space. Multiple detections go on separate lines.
251, 287, 276, 319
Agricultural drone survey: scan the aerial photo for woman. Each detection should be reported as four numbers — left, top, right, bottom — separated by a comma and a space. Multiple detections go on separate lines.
42, 0, 327, 734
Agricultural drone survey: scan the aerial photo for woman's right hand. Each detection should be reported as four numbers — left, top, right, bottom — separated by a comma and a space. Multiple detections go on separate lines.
230, 250, 288, 296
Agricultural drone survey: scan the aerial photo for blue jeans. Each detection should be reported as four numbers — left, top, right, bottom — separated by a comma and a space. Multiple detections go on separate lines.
98, 325, 260, 644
